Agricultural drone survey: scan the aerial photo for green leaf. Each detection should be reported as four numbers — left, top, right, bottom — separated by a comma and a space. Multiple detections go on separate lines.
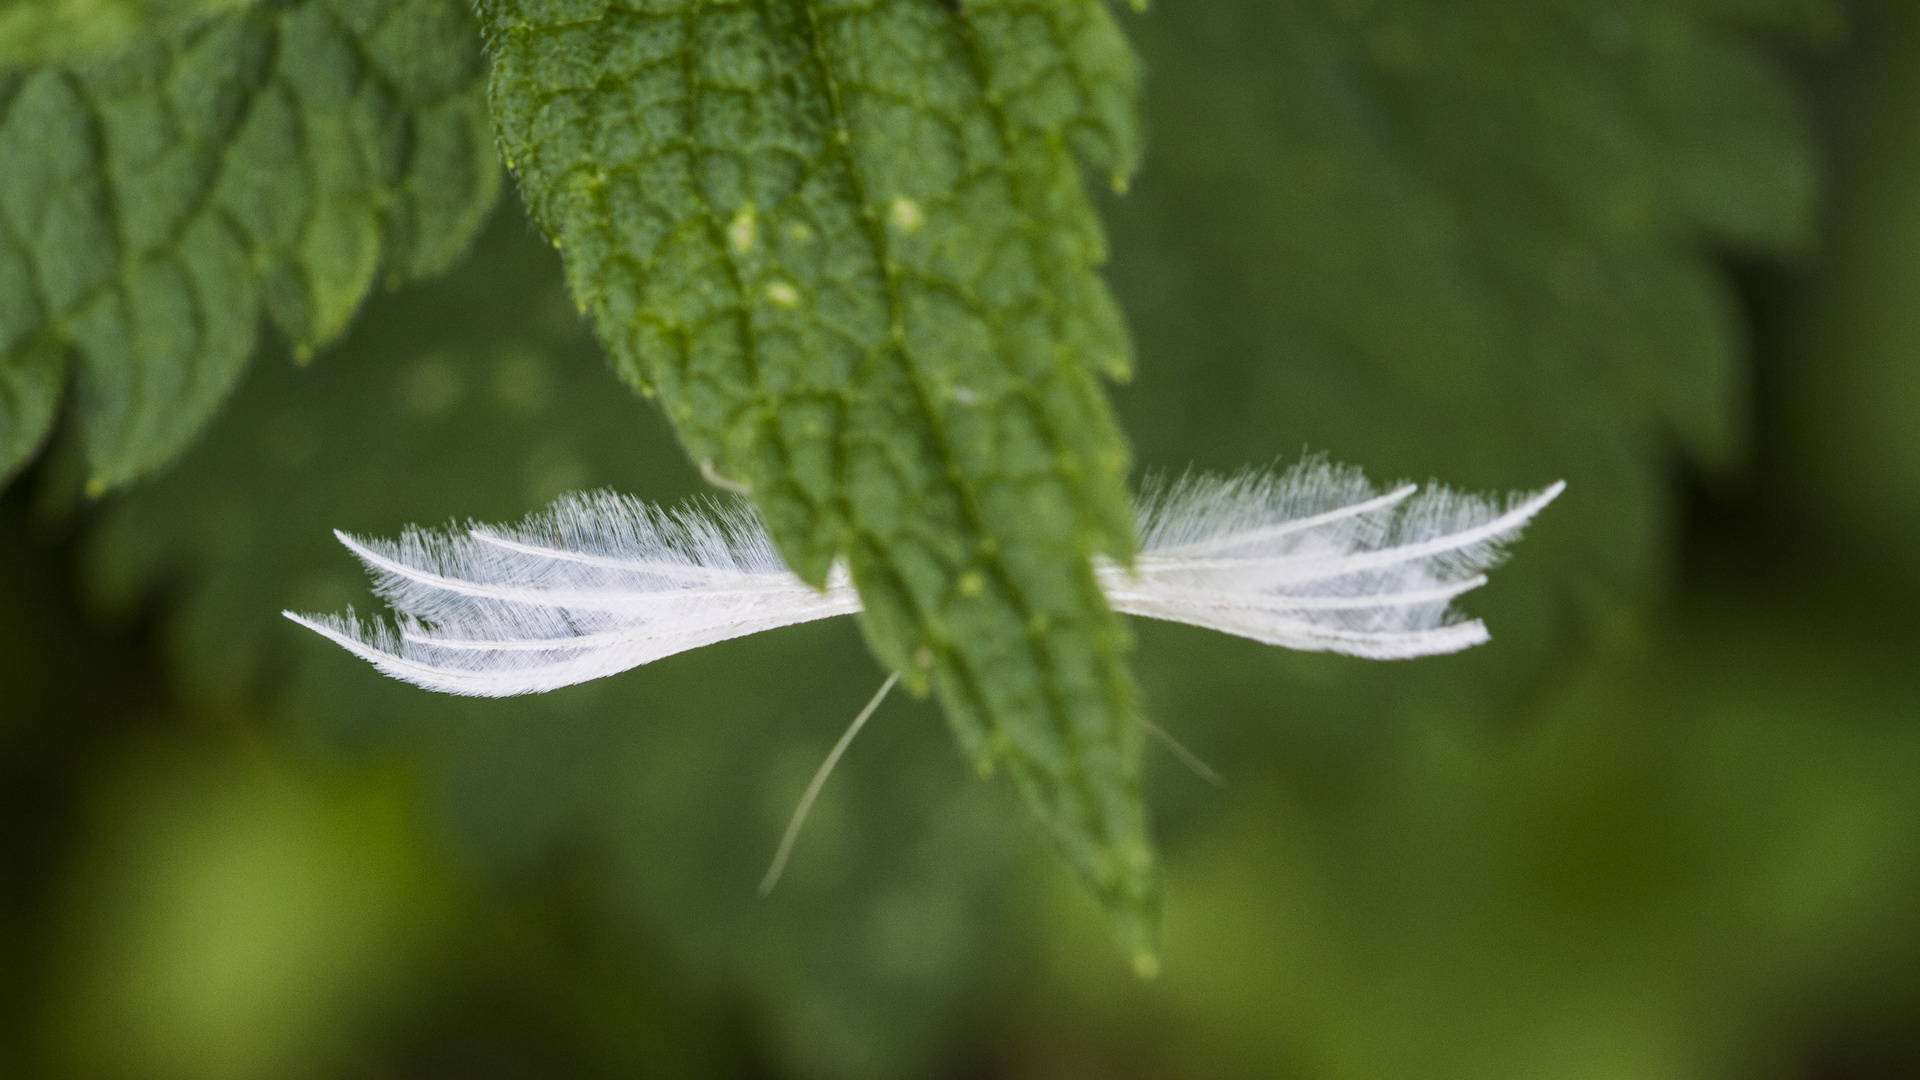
0, 0, 500, 490
86, 209, 1030, 1080
477, 0, 1156, 961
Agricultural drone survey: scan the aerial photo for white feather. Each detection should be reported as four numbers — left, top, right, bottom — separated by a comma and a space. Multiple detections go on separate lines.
285, 462, 1562, 696
1105, 461, 1564, 660
285, 491, 859, 697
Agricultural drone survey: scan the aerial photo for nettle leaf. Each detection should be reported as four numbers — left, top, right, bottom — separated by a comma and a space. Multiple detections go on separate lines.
0, 0, 500, 489
478, 0, 1157, 960
87, 211, 1028, 1080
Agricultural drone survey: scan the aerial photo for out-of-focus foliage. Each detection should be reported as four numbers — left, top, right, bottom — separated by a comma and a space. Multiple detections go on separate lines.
6, 2, 1920, 1080
1771, 0, 1920, 576
1108, 0, 1829, 711
0, 0, 249, 65
1029, 590, 1920, 1080
0, 0, 498, 489
479, 0, 1156, 956
45, 749, 452, 1080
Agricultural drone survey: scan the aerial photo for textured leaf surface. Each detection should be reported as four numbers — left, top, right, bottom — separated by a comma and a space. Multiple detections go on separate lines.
0, 0, 499, 489
478, 0, 1156, 957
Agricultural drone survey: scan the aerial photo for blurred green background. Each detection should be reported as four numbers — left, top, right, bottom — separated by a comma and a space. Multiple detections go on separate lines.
7, 1, 1920, 1077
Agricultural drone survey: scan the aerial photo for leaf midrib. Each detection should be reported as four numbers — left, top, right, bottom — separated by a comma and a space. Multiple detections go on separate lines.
786, 0, 1107, 790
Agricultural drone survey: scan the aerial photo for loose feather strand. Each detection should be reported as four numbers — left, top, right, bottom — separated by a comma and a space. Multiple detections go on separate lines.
287, 462, 1562, 695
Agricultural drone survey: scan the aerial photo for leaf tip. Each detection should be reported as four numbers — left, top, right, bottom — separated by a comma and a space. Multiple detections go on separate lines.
1111, 896, 1161, 978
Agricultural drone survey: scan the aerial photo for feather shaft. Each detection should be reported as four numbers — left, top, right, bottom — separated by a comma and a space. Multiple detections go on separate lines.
469, 530, 763, 583
1155, 483, 1419, 558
